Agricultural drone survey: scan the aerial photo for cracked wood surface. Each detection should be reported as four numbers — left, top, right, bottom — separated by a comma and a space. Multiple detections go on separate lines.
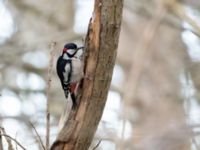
50, 0, 123, 150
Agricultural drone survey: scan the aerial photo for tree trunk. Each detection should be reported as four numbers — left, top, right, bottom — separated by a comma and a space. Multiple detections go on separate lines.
50, 0, 124, 150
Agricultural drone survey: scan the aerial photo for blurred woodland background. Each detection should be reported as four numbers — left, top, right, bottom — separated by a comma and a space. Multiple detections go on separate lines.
0, 0, 200, 150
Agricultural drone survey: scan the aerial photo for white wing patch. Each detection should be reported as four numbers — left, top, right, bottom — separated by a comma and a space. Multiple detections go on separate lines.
63, 64, 70, 83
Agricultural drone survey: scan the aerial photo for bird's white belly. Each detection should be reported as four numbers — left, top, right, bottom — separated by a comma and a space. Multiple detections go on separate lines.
63, 59, 83, 83
71, 59, 83, 82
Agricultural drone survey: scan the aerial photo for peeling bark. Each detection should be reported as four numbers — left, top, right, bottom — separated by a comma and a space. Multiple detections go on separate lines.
50, 0, 124, 150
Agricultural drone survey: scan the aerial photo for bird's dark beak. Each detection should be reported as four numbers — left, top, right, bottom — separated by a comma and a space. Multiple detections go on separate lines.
76, 46, 84, 51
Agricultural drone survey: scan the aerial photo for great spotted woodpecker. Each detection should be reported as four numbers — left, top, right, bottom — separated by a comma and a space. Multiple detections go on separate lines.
56, 43, 84, 108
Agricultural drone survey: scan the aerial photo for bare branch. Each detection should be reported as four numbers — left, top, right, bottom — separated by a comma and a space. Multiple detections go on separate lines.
29, 122, 46, 150
168, 1, 200, 37
92, 140, 102, 150
123, 2, 166, 104
46, 41, 57, 150
0, 134, 26, 150
15, 133, 18, 150
0, 127, 14, 150
0, 131, 3, 150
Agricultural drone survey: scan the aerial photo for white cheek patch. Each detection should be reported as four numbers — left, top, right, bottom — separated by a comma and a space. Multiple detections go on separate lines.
67, 49, 76, 55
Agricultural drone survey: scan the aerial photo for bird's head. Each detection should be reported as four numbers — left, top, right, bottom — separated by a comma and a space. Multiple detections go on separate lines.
62, 43, 84, 58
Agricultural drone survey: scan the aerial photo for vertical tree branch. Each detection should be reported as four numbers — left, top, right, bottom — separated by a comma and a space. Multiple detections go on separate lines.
123, 3, 167, 105
51, 0, 124, 150
46, 42, 57, 150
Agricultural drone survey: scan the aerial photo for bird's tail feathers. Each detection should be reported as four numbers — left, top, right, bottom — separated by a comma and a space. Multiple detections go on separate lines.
70, 93, 77, 109
64, 90, 69, 99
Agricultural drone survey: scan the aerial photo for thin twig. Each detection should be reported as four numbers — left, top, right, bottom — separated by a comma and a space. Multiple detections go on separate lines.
168, 1, 200, 37
15, 133, 18, 150
119, 114, 126, 150
46, 41, 57, 150
0, 134, 26, 150
92, 140, 102, 150
0, 130, 3, 150
29, 122, 46, 150
0, 127, 14, 150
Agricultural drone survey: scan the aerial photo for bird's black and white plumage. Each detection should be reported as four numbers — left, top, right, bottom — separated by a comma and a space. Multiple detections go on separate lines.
56, 43, 84, 108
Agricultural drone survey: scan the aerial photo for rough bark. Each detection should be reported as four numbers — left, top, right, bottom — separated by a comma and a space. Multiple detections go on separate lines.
50, 0, 124, 150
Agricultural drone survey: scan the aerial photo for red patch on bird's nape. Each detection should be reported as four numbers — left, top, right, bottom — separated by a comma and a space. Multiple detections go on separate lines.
70, 83, 77, 93
63, 48, 67, 53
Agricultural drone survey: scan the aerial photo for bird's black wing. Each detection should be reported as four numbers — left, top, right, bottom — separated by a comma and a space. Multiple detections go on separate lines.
56, 56, 69, 90
56, 56, 77, 108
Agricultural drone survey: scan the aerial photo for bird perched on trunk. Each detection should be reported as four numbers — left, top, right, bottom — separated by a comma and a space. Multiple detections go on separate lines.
56, 43, 84, 109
